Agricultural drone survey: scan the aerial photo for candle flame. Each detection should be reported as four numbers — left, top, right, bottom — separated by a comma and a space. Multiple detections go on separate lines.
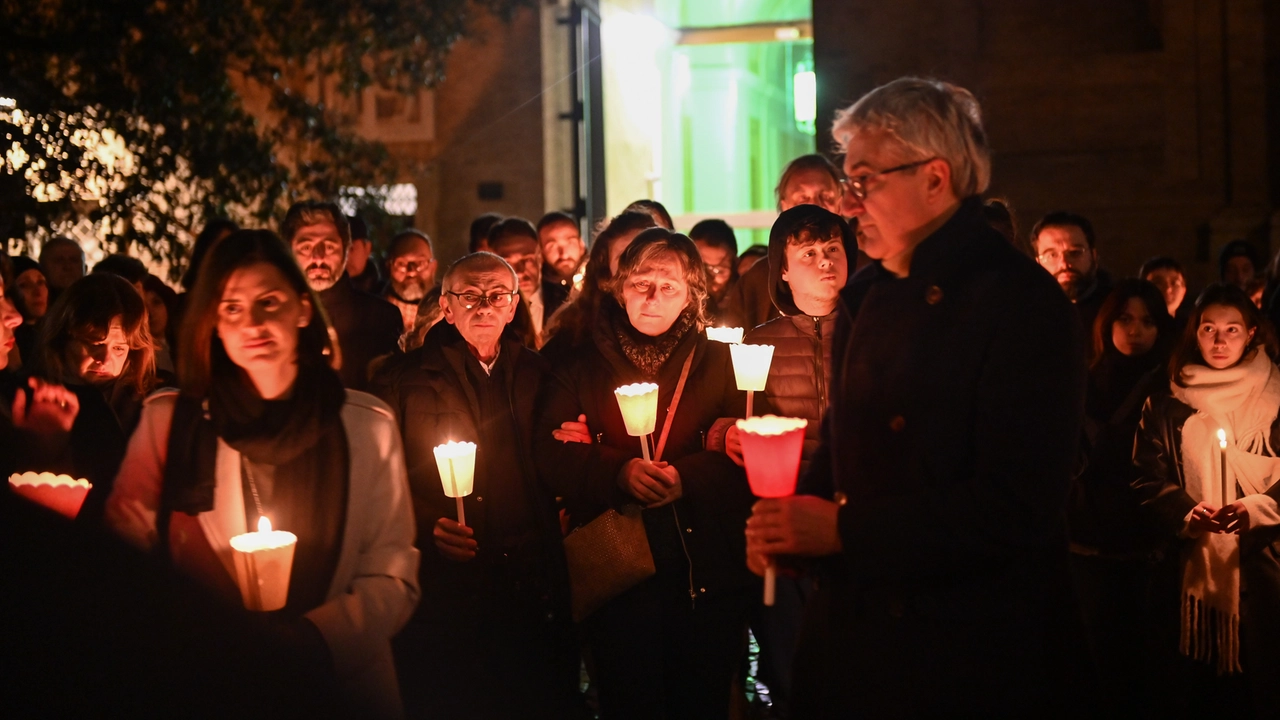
1218, 429, 1228, 448
258, 516, 272, 533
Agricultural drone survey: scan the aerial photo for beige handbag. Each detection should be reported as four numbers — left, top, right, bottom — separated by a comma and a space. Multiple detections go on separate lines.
563, 349, 696, 622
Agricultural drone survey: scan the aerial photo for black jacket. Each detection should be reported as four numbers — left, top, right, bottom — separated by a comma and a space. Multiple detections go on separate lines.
1133, 380, 1280, 698
1068, 354, 1167, 554
797, 197, 1087, 714
317, 273, 403, 391
374, 322, 568, 620
533, 304, 755, 601
814, 197, 1085, 586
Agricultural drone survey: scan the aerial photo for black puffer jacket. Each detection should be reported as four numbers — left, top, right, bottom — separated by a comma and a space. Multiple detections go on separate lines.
533, 301, 755, 600
745, 314, 835, 480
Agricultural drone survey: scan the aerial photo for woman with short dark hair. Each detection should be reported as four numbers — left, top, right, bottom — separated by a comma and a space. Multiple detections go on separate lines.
535, 228, 752, 719
105, 229, 419, 717
1133, 283, 1280, 715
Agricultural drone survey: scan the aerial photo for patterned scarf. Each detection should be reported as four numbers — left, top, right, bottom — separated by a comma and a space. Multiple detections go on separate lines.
611, 305, 696, 379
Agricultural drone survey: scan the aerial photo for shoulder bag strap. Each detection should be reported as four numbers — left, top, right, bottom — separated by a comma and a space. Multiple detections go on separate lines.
653, 348, 696, 463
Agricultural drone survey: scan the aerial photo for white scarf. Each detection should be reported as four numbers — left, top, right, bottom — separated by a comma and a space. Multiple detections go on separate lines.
1172, 349, 1280, 673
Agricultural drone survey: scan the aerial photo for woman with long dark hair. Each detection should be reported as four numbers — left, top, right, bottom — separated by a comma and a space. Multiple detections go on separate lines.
1133, 283, 1280, 715
105, 229, 419, 717
535, 228, 753, 719
1068, 278, 1174, 712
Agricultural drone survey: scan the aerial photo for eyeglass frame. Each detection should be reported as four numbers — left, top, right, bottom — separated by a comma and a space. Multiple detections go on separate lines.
445, 290, 520, 309
846, 157, 939, 201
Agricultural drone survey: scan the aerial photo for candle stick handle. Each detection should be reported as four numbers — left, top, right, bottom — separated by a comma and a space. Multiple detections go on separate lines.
641, 435, 651, 462
1221, 445, 1228, 505
448, 457, 466, 526
764, 559, 776, 607
746, 390, 754, 419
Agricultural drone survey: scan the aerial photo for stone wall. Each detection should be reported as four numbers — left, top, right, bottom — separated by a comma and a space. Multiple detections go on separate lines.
814, 0, 1280, 287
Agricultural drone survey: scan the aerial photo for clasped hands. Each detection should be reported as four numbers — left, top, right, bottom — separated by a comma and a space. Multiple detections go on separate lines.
1188, 501, 1250, 535
552, 413, 683, 508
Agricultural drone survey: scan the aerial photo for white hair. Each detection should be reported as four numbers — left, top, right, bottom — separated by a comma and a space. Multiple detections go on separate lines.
832, 77, 991, 198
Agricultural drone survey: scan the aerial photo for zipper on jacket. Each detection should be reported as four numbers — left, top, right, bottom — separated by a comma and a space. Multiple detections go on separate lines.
671, 504, 697, 609
813, 316, 827, 410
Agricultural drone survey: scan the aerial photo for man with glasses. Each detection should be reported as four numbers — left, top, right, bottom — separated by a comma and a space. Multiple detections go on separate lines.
382, 229, 439, 334
745, 77, 1085, 716
489, 217, 569, 348
378, 252, 581, 719
283, 200, 403, 390
689, 218, 739, 317
1032, 211, 1113, 331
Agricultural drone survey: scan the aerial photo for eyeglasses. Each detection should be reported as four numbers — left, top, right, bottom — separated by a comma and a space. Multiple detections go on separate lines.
1037, 248, 1091, 266
446, 290, 519, 309
846, 157, 938, 201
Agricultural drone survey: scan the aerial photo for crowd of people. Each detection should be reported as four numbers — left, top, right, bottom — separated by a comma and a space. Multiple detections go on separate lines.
3, 75, 1280, 719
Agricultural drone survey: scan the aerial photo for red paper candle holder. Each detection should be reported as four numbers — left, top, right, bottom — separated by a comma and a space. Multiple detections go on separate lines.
736, 416, 807, 498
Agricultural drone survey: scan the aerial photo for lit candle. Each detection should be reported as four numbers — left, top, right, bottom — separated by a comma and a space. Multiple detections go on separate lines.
8, 472, 92, 520
1219, 428, 1229, 505
433, 441, 477, 527
730, 343, 774, 417
736, 415, 808, 606
615, 383, 660, 461
229, 516, 298, 612
706, 327, 745, 344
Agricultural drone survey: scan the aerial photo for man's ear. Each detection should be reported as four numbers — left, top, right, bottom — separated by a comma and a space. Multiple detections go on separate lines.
298, 295, 314, 327
439, 292, 455, 325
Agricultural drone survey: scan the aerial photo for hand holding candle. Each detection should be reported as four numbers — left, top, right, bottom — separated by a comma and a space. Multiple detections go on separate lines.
737, 415, 807, 606
615, 383, 660, 460
229, 516, 298, 612
730, 344, 774, 417
433, 441, 477, 527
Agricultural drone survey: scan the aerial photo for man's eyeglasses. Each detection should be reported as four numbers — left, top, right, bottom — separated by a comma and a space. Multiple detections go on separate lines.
446, 290, 519, 309
846, 157, 938, 201
1037, 248, 1090, 266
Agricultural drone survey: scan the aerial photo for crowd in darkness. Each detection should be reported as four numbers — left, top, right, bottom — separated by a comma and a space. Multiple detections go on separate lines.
4, 75, 1280, 719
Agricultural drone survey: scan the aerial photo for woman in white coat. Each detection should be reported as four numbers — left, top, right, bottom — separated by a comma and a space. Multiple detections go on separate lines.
106, 229, 419, 717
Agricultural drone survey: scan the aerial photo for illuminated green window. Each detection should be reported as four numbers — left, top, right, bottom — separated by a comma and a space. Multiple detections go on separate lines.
602, 0, 815, 250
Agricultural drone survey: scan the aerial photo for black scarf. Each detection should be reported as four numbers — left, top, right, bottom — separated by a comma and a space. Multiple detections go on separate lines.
608, 301, 697, 379
166, 358, 350, 616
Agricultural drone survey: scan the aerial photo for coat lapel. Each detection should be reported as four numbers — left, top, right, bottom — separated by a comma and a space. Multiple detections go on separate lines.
198, 439, 250, 582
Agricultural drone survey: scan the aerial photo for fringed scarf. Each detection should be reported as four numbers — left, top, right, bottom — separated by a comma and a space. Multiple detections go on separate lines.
1172, 349, 1280, 673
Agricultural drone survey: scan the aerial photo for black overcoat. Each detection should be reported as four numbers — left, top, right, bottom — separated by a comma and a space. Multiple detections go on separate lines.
794, 197, 1087, 717
318, 273, 403, 391
374, 321, 569, 621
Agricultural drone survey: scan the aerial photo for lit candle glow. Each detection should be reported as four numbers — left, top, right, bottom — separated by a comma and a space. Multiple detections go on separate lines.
8, 472, 92, 520
433, 441, 477, 526
730, 344, 774, 417
736, 415, 808, 607
615, 383, 660, 460
706, 327, 745, 344
229, 515, 298, 612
